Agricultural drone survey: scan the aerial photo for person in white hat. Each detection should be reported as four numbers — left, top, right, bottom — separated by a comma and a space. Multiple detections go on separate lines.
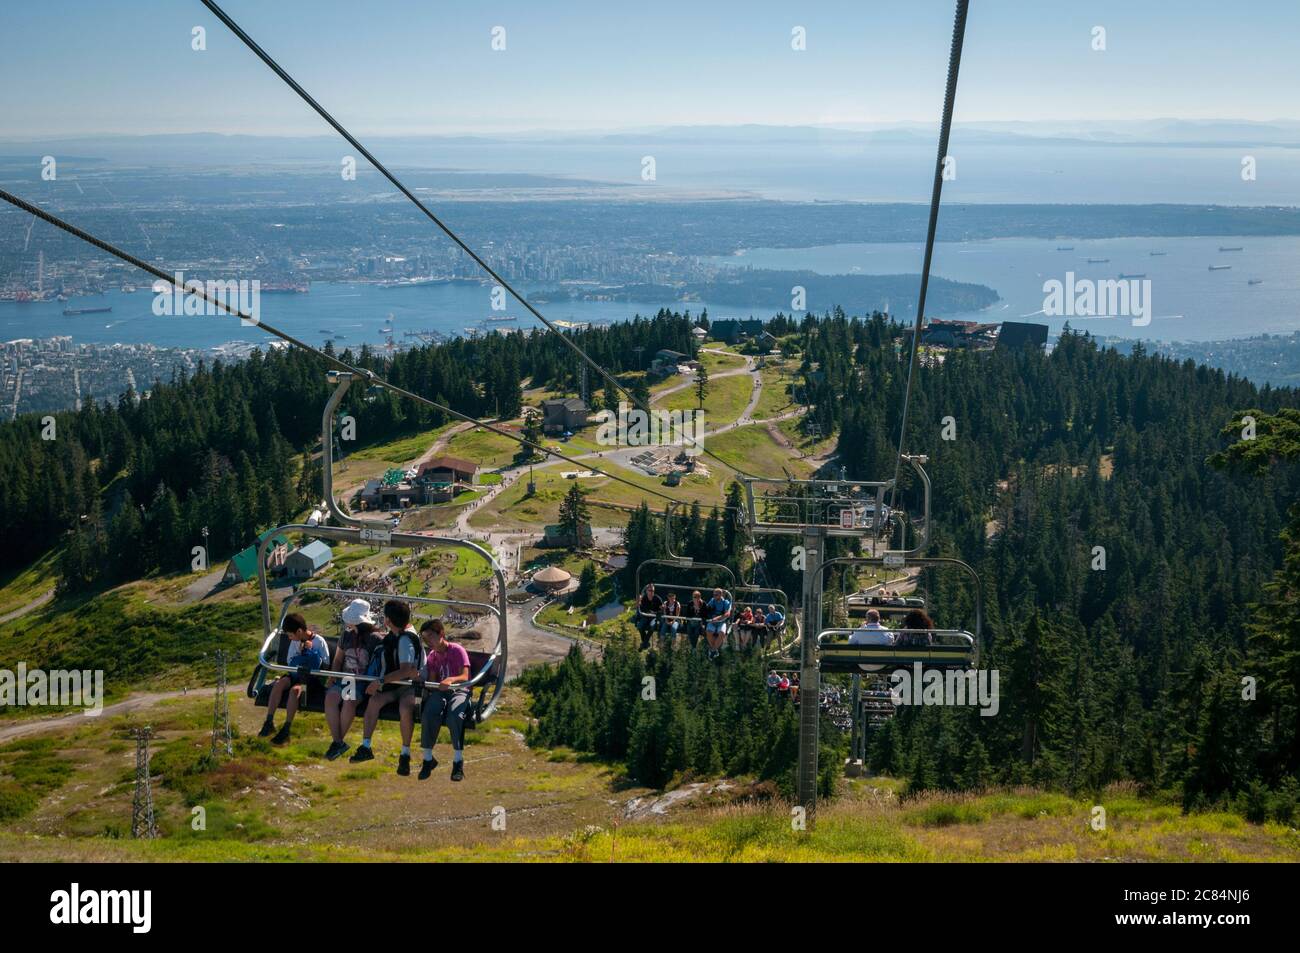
323, 598, 380, 760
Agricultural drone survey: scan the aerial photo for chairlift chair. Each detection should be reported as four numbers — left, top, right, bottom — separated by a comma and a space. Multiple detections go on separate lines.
731, 583, 797, 655
246, 369, 509, 726
632, 556, 736, 638
248, 575, 507, 726
815, 555, 981, 675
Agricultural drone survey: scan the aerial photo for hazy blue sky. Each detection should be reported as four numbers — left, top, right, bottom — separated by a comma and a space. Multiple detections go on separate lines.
2, 0, 1297, 137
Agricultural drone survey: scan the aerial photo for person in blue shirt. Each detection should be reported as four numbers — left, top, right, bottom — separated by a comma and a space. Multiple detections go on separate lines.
759, 604, 786, 648
703, 587, 732, 659
259, 613, 330, 746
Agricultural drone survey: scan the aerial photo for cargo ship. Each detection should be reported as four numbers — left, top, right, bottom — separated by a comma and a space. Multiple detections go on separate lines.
63, 306, 113, 316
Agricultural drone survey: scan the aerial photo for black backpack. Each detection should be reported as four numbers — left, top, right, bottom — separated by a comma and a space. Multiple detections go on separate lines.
380, 628, 423, 681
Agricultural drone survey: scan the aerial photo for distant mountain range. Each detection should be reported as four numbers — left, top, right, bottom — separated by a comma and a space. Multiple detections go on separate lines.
5, 119, 1300, 164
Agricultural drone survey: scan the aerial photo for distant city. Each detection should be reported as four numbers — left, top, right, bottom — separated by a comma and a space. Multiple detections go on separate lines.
0, 335, 207, 418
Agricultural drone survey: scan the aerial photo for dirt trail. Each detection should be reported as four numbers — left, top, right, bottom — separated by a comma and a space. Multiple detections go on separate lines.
0, 690, 187, 744
0, 588, 53, 624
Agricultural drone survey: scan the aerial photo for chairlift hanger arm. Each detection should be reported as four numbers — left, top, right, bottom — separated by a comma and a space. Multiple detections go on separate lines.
818, 554, 982, 643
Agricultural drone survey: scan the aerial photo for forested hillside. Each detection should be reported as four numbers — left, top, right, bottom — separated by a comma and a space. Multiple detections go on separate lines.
545, 311, 1300, 816
0, 311, 699, 590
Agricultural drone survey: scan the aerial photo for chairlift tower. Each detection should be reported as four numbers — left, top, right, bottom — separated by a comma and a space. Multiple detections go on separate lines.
130, 726, 159, 839
739, 459, 929, 811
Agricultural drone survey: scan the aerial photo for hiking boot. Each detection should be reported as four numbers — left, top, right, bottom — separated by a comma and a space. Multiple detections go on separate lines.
418, 757, 438, 781
272, 725, 292, 746
349, 745, 375, 764
258, 719, 276, 738
450, 761, 464, 782
396, 753, 411, 776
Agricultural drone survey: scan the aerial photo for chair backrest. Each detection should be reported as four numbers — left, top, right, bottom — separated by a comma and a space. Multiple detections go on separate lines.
466, 651, 496, 683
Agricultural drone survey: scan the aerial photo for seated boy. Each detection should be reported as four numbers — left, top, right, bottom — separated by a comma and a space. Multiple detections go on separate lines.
349, 600, 422, 775
260, 612, 329, 745
417, 619, 472, 782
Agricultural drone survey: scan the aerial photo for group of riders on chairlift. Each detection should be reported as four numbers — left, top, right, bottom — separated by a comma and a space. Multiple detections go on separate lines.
634, 583, 785, 658
258, 598, 474, 782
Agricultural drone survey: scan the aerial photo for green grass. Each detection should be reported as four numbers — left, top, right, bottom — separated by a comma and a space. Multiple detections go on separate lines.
699, 349, 749, 373
705, 424, 814, 480
774, 415, 835, 457
0, 589, 263, 717
0, 550, 59, 618
752, 364, 795, 420
443, 427, 524, 470
659, 370, 752, 425
0, 737, 77, 821
344, 423, 457, 464
541, 433, 604, 455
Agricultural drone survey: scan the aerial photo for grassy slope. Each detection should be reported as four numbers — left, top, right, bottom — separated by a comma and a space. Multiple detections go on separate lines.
469, 463, 730, 531
442, 427, 523, 470
752, 363, 796, 419
0, 551, 59, 617
0, 688, 1295, 862
706, 425, 816, 480
0, 579, 265, 718
659, 371, 752, 422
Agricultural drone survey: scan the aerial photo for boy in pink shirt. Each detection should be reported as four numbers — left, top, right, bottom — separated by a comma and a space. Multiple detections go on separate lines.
417, 619, 472, 781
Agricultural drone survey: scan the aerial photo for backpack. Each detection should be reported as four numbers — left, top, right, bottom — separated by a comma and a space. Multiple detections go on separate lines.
294, 639, 325, 674
380, 629, 423, 681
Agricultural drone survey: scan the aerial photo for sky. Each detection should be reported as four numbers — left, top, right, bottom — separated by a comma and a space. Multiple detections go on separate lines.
2, 0, 1298, 138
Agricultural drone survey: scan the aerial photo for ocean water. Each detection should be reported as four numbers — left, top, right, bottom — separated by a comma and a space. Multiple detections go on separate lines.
0, 281, 729, 352
711, 235, 1300, 341
4, 234, 1298, 349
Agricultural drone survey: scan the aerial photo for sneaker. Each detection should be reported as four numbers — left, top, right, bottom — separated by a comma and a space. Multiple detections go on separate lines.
258, 720, 276, 738
450, 761, 464, 782
324, 740, 345, 761
396, 753, 411, 777
418, 757, 438, 781
272, 726, 291, 746
348, 745, 375, 764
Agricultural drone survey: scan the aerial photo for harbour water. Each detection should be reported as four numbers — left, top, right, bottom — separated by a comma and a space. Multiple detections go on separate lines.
711, 235, 1300, 341
3, 235, 1298, 349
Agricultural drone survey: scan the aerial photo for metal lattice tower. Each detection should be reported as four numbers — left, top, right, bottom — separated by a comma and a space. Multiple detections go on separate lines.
210, 649, 233, 759
130, 726, 159, 839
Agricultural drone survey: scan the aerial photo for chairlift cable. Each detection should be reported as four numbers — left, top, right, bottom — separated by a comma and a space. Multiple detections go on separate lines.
887, 0, 969, 517
0, 187, 689, 508
198, 0, 767, 484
